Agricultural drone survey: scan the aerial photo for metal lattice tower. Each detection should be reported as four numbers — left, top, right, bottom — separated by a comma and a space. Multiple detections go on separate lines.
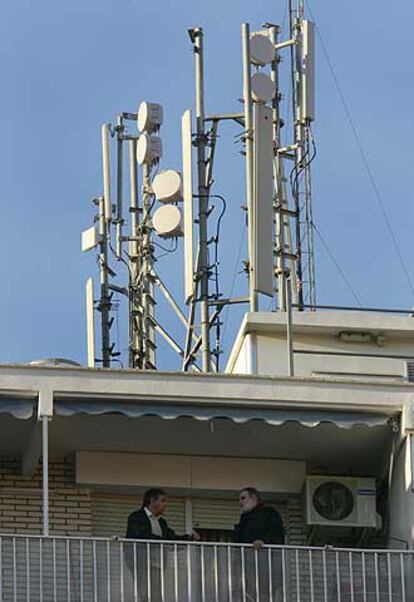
290, 0, 317, 308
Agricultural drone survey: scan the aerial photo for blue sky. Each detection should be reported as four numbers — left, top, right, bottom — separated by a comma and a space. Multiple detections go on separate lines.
0, 0, 413, 368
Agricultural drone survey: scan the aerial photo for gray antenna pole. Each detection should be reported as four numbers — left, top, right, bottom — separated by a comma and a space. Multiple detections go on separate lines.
191, 27, 212, 372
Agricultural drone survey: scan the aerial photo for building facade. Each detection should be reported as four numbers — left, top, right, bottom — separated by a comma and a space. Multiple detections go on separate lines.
0, 310, 414, 600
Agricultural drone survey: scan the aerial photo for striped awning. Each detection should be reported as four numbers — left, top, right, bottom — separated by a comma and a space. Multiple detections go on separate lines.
54, 400, 392, 429
0, 398, 35, 419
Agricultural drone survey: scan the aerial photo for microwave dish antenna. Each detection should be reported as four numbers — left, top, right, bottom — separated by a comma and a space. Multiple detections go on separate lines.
153, 170, 183, 203
250, 33, 275, 66
137, 101, 164, 133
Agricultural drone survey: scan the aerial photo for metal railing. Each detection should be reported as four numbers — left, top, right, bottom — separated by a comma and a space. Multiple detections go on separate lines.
0, 534, 413, 602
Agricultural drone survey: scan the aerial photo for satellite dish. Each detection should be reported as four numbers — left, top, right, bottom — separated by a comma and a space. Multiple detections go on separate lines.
136, 134, 162, 166
137, 101, 164, 133
251, 72, 275, 103
152, 170, 183, 203
153, 205, 183, 238
250, 33, 275, 66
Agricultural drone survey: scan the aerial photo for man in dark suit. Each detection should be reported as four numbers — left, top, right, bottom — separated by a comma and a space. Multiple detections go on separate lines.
126, 487, 179, 541
125, 488, 199, 601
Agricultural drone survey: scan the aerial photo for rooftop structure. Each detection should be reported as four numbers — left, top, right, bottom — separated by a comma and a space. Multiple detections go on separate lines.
0, 1, 413, 601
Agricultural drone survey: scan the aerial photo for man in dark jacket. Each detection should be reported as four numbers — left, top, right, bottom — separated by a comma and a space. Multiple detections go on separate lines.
234, 487, 284, 549
234, 488, 284, 600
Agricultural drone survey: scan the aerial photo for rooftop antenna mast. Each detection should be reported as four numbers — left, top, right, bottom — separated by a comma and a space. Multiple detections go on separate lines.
190, 27, 212, 372
82, 7, 317, 371
290, 0, 317, 308
268, 22, 297, 312
129, 105, 162, 369
99, 124, 114, 367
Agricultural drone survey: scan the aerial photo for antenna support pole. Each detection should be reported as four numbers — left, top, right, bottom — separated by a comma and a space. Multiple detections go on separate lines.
128, 138, 142, 368
269, 25, 287, 312
192, 27, 212, 372
290, 0, 317, 309
268, 25, 298, 311
286, 275, 295, 375
241, 23, 258, 313
141, 162, 156, 369
97, 195, 112, 367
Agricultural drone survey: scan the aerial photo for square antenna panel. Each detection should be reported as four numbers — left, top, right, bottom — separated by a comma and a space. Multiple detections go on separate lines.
85, 277, 95, 368
81, 226, 98, 252
182, 109, 194, 303
301, 20, 315, 121
253, 103, 274, 297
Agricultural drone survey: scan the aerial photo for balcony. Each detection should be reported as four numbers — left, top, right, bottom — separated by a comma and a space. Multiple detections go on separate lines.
0, 535, 412, 601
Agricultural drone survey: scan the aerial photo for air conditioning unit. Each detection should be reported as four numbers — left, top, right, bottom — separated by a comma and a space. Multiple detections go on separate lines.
304, 476, 377, 528
405, 360, 414, 382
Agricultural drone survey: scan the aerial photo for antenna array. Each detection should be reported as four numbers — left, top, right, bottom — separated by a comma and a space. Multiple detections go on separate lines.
82, 1, 316, 371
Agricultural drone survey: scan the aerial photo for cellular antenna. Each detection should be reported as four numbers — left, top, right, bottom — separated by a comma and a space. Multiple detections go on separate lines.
81, 5, 317, 370
289, 0, 317, 308
190, 27, 212, 372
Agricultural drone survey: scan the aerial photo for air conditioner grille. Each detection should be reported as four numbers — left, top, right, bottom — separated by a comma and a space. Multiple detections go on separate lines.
406, 361, 414, 382
312, 481, 354, 521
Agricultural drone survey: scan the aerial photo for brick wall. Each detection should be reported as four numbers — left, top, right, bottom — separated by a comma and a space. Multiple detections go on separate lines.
0, 457, 92, 536
0, 457, 307, 542
286, 494, 306, 545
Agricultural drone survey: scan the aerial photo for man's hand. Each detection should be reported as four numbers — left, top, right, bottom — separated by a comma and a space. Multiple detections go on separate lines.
252, 540, 264, 551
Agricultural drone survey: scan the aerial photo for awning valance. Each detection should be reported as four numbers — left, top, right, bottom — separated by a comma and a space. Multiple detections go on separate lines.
54, 400, 392, 429
0, 398, 35, 419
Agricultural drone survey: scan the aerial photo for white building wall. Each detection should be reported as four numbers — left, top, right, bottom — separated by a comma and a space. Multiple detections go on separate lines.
255, 332, 410, 379
227, 311, 414, 380
76, 451, 306, 495
388, 434, 414, 549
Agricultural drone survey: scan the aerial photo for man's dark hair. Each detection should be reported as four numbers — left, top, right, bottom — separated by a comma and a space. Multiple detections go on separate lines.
240, 487, 261, 502
142, 488, 166, 508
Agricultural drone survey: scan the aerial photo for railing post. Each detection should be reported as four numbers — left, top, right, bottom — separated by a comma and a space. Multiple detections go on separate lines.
41, 415, 49, 537
120, 541, 124, 602
282, 548, 287, 602
134, 542, 138, 602
187, 543, 192, 602
173, 544, 178, 602
26, 538, 30, 602
241, 546, 246, 602
12, 537, 16, 602
400, 552, 406, 602
214, 545, 219, 601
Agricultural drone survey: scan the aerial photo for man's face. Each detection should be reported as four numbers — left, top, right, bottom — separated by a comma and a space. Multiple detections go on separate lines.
239, 490, 258, 514
150, 494, 167, 516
